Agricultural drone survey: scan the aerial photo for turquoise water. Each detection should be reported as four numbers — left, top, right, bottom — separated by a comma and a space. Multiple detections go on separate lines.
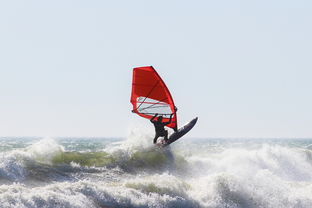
1, 136, 312, 208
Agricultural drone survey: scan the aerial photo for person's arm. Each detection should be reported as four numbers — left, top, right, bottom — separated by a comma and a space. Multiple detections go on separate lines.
150, 113, 158, 122
164, 114, 173, 125
165, 107, 177, 124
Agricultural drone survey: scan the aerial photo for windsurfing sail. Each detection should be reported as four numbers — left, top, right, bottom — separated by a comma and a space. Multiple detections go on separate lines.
130, 66, 178, 130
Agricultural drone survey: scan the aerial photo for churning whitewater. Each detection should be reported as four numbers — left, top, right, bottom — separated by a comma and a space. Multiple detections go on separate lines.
1, 135, 312, 208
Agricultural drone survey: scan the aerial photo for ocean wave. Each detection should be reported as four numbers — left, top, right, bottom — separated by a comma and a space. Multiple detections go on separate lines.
0, 138, 188, 183
1, 137, 312, 207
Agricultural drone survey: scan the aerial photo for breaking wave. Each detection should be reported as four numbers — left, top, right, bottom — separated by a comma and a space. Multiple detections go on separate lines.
1, 137, 312, 208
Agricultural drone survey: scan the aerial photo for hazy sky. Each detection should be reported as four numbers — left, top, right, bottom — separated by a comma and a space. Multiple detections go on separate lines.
0, 0, 311, 138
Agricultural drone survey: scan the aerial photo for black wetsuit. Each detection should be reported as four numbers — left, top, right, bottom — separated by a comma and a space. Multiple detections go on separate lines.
151, 114, 173, 144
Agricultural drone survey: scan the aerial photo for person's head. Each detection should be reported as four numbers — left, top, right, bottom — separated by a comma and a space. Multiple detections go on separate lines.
157, 116, 163, 122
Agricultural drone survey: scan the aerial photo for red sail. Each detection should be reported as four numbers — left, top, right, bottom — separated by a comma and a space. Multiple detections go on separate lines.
130, 66, 177, 130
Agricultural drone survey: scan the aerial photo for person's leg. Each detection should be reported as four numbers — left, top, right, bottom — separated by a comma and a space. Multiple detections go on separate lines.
153, 134, 159, 144
164, 130, 168, 142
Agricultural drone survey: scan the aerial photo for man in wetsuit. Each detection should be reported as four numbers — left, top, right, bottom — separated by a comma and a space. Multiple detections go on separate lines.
150, 113, 174, 144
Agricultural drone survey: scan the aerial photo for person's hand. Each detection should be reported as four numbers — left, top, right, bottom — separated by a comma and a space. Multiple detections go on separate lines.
174, 106, 178, 112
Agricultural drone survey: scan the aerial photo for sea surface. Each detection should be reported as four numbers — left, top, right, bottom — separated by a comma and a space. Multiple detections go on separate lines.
1, 135, 312, 208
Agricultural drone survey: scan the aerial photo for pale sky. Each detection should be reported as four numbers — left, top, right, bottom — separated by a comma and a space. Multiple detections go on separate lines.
0, 0, 311, 138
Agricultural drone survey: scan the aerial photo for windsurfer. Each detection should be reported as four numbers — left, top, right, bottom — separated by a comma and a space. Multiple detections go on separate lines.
150, 113, 174, 144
